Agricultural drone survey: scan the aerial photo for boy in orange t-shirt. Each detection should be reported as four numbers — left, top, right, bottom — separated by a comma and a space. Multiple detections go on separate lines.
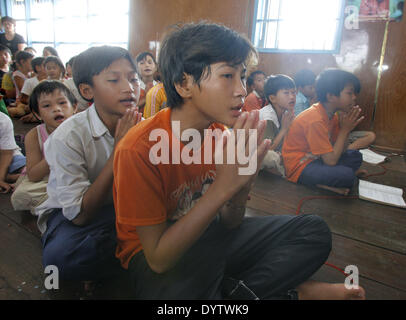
282, 69, 365, 195
242, 70, 266, 112
114, 24, 365, 300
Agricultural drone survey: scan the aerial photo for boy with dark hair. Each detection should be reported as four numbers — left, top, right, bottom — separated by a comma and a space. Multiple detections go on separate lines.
114, 23, 365, 300
35, 46, 142, 282
8, 50, 33, 117
20, 57, 46, 105
282, 68, 365, 195
242, 70, 266, 112
135, 51, 158, 114
259, 74, 295, 175
294, 69, 316, 116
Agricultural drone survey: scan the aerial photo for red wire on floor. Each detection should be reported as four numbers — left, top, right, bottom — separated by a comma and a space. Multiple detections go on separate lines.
295, 195, 360, 278
294, 161, 390, 277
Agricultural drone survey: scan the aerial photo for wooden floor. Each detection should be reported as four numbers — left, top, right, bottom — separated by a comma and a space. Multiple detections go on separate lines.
1, 119, 406, 300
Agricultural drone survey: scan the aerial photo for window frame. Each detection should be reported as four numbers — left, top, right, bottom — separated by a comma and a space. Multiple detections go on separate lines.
3, 0, 129, 51
251, 0, 346, 54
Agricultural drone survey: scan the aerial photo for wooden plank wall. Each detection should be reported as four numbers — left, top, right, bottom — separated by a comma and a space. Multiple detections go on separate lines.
129, 0, 406, 152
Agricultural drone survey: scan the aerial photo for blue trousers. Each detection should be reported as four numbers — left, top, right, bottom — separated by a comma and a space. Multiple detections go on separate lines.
298, 149, 362, 188
41, 204, 122, 281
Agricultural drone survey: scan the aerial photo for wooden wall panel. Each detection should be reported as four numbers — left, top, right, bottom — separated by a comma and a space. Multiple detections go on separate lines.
373, 17, 406, 152
129, 0, 406, 152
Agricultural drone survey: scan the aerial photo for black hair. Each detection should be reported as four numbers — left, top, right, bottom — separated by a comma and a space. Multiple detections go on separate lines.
247, 70, 266, 87
43, 46, 59, 57
15, 50, 34, 66
29, 80, 77, 115
44, 55, 65, 77
1, 16, 16, 26
66, 55, 76, 68
136, 51, 156, 64
294, 69, 316, 88
31, 56, 45, 73
72, 45, 137, 102
264, 74, 296, 103
158, 22, 257, 109
0, 44, 12, 56
24, 46, 37, 54
316, 68, 361, 103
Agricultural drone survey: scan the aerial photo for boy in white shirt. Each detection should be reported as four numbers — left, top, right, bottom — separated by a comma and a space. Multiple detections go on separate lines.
259, 75, 295, 175
36, 46, 142, 282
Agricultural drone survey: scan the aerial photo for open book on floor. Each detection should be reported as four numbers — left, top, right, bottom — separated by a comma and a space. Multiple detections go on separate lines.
360, 149, 388, 164
358, 180, 406, 209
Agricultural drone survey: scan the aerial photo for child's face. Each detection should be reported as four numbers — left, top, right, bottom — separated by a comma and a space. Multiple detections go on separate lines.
35, 63, 46, 77
20, 58, 33, 73
36, 89, 76, 132
300, 84, 315, 100
88, 58, 140, 117
66, 64, 72, 78
2, 21, 15, 33
43, 49, 52, 57
253, 73, 265, 95
271, 88, 297, 111
45, 61, 63, 80
137, 55, 156, 79
335, 84, 357, 112
188, 62, 247, 127
0, 50, 11, 67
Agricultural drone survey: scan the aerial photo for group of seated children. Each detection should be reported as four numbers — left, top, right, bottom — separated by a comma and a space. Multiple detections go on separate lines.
1, 22, 369, 300
245, 67, 375, 194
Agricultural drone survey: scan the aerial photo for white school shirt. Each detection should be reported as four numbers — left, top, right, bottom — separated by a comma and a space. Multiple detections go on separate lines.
0, 112, 22, 156
36, 104, 115, 234
21, 76, 39, 96
259, 104, 280, 129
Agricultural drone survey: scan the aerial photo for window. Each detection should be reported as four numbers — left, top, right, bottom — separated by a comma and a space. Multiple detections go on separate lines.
7, 0, 129, 63
252, 0, 346, 53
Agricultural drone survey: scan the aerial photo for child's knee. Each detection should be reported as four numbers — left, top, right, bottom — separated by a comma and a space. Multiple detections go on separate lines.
301, 215, 332, 246
10, 187, 30, 210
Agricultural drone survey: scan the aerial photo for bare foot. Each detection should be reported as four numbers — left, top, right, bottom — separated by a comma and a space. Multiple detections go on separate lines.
316, 184, 350, 195
297, 280, 365, 300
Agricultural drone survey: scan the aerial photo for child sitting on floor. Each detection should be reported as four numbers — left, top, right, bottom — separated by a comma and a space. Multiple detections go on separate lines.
242, 70, 266, 112
259, 74, 296, 176
35, 46, 142, 283
8, 50, 34, 117
135, 52, 158, 115
282, 68, 365, 195
11, 80, 77, 213
0, 111, 26, 193
44, 55, 65, 81
113, 22, 365, 300
294, 69, 316, 116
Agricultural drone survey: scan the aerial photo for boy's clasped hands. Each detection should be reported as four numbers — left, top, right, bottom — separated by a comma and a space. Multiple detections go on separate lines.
215, 110, 271, 196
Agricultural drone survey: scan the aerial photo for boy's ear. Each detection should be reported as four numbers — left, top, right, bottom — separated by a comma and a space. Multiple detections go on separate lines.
72, 103, 78, 114
174, 73, 194, 99
78, 83, 94, 101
